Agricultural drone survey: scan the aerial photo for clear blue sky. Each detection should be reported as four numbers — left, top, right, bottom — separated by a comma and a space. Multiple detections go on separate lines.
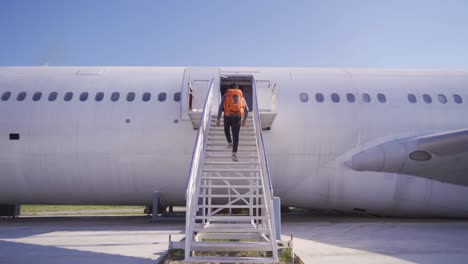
1, 0, 467, 68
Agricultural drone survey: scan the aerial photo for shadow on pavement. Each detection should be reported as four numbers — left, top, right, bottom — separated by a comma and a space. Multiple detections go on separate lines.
282, 211, 468, 264
0, 215, 185, 264
0, 240, 155, 264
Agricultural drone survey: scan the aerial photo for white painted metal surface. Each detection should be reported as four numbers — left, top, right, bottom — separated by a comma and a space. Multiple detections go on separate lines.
0, 67, 468, 218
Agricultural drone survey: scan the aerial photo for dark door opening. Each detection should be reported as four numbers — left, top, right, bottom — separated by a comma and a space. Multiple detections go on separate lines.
220, 75, 253, 111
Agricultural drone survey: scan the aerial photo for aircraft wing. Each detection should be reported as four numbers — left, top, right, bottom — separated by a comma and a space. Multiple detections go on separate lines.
349, 128, 468, 186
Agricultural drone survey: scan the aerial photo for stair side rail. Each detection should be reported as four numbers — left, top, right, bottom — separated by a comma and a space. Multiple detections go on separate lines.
185, 78, 215, 260
252, 79, 278, 257
252, 79, 274, 199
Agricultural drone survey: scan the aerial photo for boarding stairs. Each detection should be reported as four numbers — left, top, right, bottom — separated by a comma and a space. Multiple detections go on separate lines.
185, 79, 278, 263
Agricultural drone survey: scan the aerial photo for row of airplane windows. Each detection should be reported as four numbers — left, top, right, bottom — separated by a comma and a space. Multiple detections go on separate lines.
299, 92, 464, 104
0, 91, 182, 102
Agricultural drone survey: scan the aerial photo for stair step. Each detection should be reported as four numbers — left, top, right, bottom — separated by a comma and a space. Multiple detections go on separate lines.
206, 148, 257, 152
209, 134, 256, 137
199, 194, 263, 198
201, 176, 261, 180
187, 256, 277, 263
200, 184, 261, 189
207, 138, 256, 142
203, 168, 261, 172
211, 128, 255, 131
212, 119, 254, 122
211, 119, 254, 122
195, 223, 257, 228
207, 142, 256, 146
211, 126, 255, 130
191, 241, 273, 252
204, 161, 259, 165
209, 131, 255, 134
208, 137, 256, 141
209, 129, 254, 131
205, 154, 258, 158
211, 122, 254, 126
207, 145, 257, 147
212, 115, 253, 119
210, 126, 255, 129
208, 134, 256, 138
208, 136, 256, 139
193, 227, 267, 233
195, 233, 266, 241
196, 204, 266, 209
211, 126, 254, 129
195, 215, 268, 221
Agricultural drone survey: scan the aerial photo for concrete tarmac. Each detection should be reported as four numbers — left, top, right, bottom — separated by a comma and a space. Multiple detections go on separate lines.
0, 216, 184, 264
1, 214, 468, 264
282, 214, 468, 264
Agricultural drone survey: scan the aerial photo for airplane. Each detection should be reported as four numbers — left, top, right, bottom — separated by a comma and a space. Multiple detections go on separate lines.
0, 66, 467, 218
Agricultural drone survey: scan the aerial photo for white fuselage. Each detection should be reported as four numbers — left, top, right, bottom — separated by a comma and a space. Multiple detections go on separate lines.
1, 67, 468, 217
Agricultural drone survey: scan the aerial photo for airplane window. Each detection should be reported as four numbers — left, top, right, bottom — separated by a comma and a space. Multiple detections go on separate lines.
299, 93, 308, 103
315, 93, 324, 103
17, 92, 27, 101
80, 92, 89, 102
408, 94, 417, 103
142, 92, 151, 102
1, 91, 11, 101
423, 94, 432, 104
95, 92, 104, 101
111, 92, 120, 102
331, 93, 340, 103
64, 92, 73, 101
438, 94, 447, 104
127, 92, 135, 102
454, 94, 463, 104
9, 133, 20, 140
346, 93, 356, 103
362, 93, 371, 103
409, 150, 432, 161
158, 92, 167, 102
48, 92, 58, 102
174, 92, 181, 102
377, 93, 386, 103
32, 92, 42, 101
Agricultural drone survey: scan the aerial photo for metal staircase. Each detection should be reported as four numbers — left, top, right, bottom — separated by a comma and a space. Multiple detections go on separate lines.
185, 79, 278, 263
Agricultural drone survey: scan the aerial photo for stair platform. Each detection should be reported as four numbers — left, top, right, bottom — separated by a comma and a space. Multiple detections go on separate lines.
187, 256, 278, 263
191, 241, 272, 252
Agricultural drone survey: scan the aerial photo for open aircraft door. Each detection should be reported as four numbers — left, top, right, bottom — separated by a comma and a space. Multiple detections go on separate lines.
181, 68, 220, 123
181, 67, 220, 128
254, 79, 278, 129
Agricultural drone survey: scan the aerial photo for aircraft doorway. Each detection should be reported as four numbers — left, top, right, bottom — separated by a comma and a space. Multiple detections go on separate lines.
220, 75, 253, 111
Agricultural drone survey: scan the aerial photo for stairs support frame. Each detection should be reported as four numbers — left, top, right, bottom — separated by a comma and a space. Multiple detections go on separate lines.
184, 77, 278, 263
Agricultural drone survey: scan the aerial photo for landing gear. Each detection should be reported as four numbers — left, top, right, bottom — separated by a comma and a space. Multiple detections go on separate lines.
149, 191, 175, 222
0, 204, 21, 219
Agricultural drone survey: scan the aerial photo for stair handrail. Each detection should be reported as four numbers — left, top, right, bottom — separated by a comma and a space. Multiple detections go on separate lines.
252, 79, 278, 257
185, 78, 215, 257
252, 80, 274, 198
185, 77, 215, 200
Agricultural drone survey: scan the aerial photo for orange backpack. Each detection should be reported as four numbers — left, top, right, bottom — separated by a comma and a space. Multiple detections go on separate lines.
224, 89, 245, 117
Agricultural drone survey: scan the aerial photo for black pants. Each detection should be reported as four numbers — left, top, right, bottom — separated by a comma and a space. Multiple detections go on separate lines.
224, 116, 241, 153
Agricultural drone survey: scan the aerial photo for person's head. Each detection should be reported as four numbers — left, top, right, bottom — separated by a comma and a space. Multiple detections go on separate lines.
230, 83, 238, 89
